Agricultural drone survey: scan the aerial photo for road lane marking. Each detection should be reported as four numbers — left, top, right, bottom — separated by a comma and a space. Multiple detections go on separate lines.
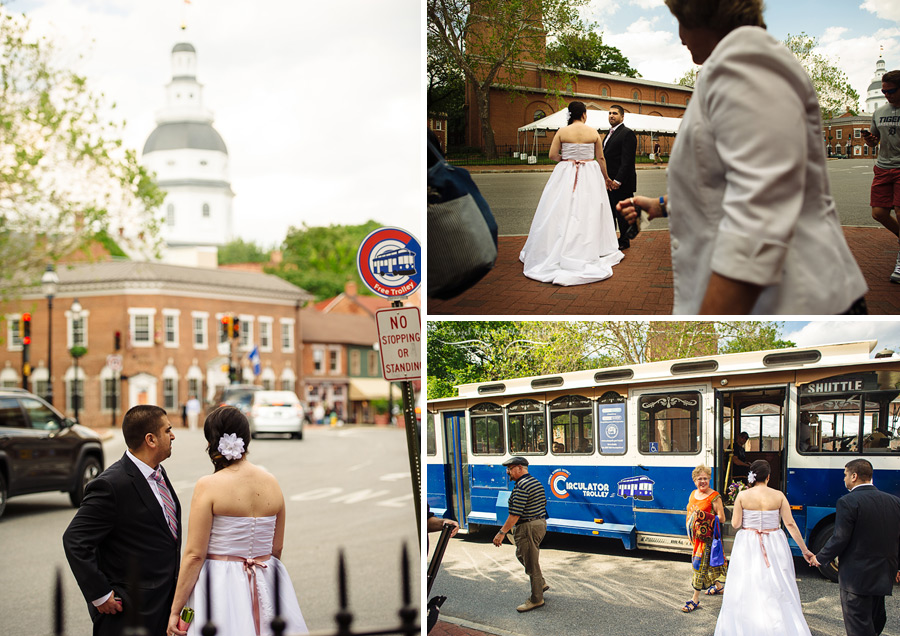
378, 472, 410, 482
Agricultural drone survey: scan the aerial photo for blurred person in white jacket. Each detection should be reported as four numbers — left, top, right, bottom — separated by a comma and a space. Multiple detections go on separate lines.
618, 0, 867, 315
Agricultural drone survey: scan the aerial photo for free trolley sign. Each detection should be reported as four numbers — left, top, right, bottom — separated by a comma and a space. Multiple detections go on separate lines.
357, 227, 421, 298
375, 307, 421, 381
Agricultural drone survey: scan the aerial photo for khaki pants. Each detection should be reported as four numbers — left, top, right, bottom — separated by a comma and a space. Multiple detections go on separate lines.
514, 518, 546, 603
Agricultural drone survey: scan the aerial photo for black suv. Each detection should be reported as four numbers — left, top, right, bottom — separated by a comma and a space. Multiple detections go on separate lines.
0, 389, 104, 518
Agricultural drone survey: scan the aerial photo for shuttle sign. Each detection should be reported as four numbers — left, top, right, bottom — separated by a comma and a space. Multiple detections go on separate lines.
375, 307, 421, 381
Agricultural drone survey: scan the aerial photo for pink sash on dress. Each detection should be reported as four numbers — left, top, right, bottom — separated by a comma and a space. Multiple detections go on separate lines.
207, 553, 271, 635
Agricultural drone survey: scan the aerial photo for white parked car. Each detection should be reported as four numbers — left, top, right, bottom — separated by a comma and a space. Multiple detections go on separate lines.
248, 391, 305, 439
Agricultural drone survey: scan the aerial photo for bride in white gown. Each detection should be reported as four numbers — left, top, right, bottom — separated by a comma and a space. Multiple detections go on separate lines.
520, 101, 624, 286
714, 459, 814, 636
168, 407, 308, 636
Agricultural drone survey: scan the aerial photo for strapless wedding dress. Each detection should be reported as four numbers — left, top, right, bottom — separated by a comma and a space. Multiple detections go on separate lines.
186, 515, 308, 636
519, 142, 623, 285
714, 509, 811, 636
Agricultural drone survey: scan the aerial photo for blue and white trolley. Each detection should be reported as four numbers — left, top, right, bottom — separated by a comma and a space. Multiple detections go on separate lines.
426, 340, 900, 581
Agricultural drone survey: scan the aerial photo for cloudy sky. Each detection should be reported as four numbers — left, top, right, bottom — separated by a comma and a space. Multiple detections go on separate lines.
10, 0, 420, 248
581, 0, 899, 107
783, 320, 900, 353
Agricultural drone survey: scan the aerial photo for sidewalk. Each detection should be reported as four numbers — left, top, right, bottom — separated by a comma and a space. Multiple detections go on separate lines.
429, 226, 900, 315
430, 618, 512, 636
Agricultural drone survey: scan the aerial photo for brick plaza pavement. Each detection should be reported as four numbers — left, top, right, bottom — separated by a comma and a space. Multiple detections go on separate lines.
428, 226, 900, 315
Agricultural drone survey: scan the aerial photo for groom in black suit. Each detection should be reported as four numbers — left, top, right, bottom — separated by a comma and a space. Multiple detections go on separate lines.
602, 105, 638, 250
64, 405, 181, 636
810, 459, 900, 636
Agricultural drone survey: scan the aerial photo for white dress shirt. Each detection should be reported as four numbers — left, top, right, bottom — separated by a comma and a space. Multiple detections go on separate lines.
666, 26, 866, 314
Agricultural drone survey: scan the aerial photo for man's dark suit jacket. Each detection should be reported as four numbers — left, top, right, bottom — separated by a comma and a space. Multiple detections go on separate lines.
63, 454, 182, 636
816, 483, 900, 596
602, 124, 638, 203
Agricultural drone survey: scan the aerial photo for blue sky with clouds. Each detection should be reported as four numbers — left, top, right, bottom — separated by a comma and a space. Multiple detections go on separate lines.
581, 0, 900, 111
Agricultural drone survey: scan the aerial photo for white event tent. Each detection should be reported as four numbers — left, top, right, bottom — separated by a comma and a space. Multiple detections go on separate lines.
515, 107, 683, 160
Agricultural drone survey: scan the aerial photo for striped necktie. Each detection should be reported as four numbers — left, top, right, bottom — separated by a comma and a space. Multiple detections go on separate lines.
151, 469, 178, 539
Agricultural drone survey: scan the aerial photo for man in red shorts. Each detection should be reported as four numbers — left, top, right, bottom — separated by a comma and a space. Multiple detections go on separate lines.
863, 69, 900, 282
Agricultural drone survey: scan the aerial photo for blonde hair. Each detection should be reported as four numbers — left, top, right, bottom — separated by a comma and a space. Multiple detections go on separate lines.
692, 464, 712, 481
664, 0, 766, 32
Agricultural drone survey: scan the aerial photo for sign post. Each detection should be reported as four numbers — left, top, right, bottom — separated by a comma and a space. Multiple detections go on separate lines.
359, 227, 422, 543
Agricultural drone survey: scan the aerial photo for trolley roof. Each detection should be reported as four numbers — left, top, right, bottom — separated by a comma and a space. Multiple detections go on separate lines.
429, 340, 897, 403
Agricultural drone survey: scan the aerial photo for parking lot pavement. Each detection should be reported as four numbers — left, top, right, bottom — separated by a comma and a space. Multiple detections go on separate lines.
428, 226, 900, 315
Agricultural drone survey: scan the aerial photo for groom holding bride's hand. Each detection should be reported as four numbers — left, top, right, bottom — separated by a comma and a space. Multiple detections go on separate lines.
806, 459, 900, 636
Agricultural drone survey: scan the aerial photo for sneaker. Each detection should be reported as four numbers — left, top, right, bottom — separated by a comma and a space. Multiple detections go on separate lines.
891, 250, 900, 284
517, 599, 545, 612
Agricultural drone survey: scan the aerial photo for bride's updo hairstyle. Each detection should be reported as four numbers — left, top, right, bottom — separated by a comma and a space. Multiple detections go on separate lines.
204, 405, 251, 472
567, 101, 587, 125
748, 459, 770, 486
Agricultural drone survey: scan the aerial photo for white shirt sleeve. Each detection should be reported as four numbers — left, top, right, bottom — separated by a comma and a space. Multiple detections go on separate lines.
92, 591, 113, 607
705, 42, 807, 285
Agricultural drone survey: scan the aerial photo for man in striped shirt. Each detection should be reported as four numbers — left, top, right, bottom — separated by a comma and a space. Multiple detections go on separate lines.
493, 456, 548, 612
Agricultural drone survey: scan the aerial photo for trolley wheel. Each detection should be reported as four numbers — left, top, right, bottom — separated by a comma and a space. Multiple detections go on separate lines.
810, 521, 839, 583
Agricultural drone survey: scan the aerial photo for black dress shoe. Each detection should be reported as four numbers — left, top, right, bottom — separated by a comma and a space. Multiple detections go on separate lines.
618, 237, 630, 250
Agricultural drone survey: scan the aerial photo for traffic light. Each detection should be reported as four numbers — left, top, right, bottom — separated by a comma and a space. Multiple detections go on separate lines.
21, 313, 31, 346
114, 331, 121, 351
21, 313, 31, 383
221, 316, 232, 340
233, 316, 240, 341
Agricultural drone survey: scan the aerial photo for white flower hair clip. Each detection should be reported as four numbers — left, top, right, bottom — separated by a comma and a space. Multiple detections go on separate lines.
747, 470, 757, 484
218, 433, 245, 461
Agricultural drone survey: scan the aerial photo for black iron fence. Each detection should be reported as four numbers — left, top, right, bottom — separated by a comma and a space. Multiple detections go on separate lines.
52, 545, 418, 636
446, 144, 669, 167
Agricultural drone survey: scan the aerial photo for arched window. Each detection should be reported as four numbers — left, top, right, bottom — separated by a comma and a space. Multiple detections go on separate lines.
507, 399, 546, 454
470, 402, 504, 455
533, 110, 546, 122
633, 90, 640, 100
601, 87, 609, 97
660, 93, 667, 104
549, 395, 593, 454
202, 203, 210, 218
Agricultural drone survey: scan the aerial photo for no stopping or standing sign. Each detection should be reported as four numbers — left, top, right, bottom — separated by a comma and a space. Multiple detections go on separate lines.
375, 307, 421, 381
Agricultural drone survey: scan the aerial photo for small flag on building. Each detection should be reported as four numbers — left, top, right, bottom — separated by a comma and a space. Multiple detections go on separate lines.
248, 345, 261, 376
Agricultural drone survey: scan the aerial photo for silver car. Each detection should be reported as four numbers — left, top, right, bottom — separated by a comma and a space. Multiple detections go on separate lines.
248, 391, 305, 439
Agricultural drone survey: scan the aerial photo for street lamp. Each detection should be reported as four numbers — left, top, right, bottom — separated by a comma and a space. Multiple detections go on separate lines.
41, 264, 59, 405
70, 298, 83, 422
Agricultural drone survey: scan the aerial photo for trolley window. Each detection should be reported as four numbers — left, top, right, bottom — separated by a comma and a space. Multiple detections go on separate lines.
638, 391, 701, 454
507, 399, 547, 455
597, 391, 627, 455
550, 395, 593, 454
470, 402, 504, 455
799, 390, 900, 454
427, 412, 436, 456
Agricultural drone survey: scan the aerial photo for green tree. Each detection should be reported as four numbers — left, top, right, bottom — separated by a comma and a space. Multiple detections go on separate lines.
675, 66, 700, 88
427, 321, 794, 398
783, 33, 860, 119
427, 0, 590, 158
427, 32, 467, 149
0, 5, 164, 287
273, 221, 381, 301
546, 31, 639, 76
218, 238, 271, 265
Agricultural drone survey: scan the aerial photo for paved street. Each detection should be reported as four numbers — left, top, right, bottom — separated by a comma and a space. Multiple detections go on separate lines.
428, 531, 900, 636
429, 159, 900, 315
473, 158, 879, 236
0, 425, 418, 636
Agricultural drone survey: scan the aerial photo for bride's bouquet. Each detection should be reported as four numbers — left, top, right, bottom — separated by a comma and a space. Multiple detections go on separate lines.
726, 480, 748, 504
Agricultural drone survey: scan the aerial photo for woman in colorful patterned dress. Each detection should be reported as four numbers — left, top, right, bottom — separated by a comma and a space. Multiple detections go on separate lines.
683, 464, 727, 612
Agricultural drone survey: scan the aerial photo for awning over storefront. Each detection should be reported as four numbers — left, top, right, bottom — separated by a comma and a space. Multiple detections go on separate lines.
349, 377, 394, 401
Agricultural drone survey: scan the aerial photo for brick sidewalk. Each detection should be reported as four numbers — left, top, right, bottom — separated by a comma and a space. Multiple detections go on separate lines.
428, 226, 900, 315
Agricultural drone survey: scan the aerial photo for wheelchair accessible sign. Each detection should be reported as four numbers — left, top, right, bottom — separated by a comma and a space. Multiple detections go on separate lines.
357, 227, 421, 298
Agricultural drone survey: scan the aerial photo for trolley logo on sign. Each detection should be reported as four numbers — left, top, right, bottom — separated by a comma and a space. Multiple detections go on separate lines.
549, 468, 612, 500
617, 476, 655, 501
357, 227, 421, 298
